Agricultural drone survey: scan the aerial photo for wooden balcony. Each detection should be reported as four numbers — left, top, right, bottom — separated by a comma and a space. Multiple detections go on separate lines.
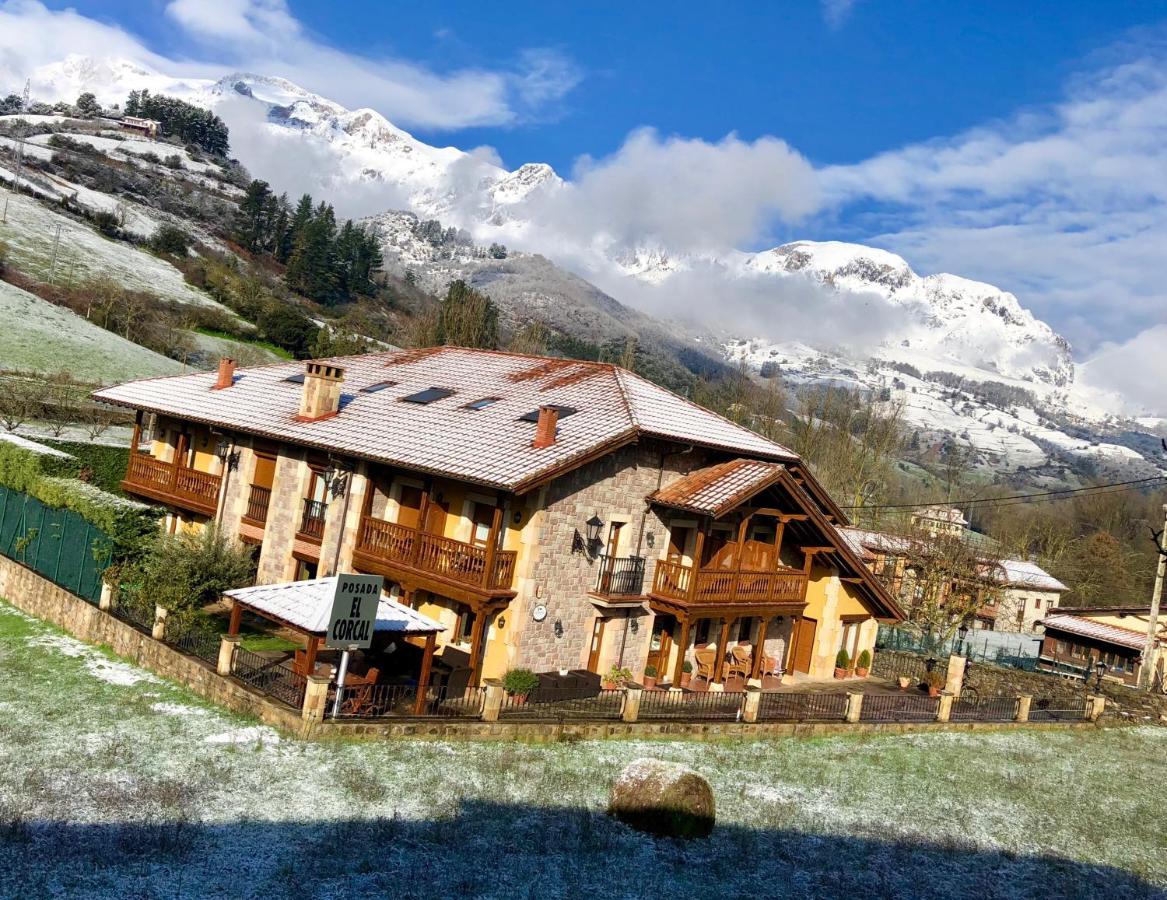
352, 516, 518, 600
122, 452, 221, 516
650, 558, 809, 609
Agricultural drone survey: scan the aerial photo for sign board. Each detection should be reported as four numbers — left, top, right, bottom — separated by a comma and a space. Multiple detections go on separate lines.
325, 574, 383, 650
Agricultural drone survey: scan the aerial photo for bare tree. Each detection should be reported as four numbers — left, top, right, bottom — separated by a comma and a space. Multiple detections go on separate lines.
0, 376, 39, 432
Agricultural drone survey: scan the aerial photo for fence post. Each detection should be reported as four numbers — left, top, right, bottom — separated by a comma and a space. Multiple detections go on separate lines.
845, 691, 864, 724
152, 605, 168, 641
217, 635, 240, 677
302, 674, 331, 723
1087, 694, 1106, 722
623, 683, 643, 723
936, 692, 953, 723
98, 580, 114, 612
482, 679, 504, 722
741, 686, 761, 724
1015, 694, 1031, 723
945, 655, 967, 698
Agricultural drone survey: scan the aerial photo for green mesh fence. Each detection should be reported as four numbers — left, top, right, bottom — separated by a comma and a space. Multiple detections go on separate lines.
0, 485, 110, 602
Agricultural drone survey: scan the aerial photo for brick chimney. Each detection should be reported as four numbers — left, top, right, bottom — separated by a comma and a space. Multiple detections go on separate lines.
532, 405, 559, 449
212, 357, 236, 390
296, 362, 346, 422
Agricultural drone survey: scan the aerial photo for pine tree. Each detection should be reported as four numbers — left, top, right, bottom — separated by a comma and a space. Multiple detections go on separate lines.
436, 280, 499, 349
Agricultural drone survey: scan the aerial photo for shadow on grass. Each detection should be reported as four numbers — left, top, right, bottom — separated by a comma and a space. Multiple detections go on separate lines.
0, 799, 1160, 899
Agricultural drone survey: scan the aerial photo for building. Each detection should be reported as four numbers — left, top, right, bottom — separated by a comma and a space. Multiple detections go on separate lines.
94, 348, 902, 687
841, 526, 1066, 633
119, 116, 160, 138
1038, 607, 1165, 686
910, 505, 968, 537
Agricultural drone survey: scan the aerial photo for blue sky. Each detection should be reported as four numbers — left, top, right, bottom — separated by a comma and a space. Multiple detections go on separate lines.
1, 1, 1165, 407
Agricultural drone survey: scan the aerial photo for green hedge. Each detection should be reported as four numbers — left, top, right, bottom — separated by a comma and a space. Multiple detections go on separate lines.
39, 441, 129, 496
0, 438, 159, 562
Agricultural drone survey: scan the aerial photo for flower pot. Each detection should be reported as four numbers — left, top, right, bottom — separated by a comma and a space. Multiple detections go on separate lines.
602, 681, 617, 690
856, 666, 869, 678
643, 676, 657, 690
679, 673, 692, 689
510, 693, 528, 705
897, 676, 911, 690
927, 686, 940, 698
834, 667, 848, 679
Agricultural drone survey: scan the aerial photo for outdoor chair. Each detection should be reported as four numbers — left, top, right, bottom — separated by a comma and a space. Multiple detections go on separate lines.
727, 644, 752, 680
694, 647, 717, 683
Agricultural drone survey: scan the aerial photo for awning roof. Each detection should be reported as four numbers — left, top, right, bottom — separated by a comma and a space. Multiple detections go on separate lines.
1039, 614, 1147, 651
225, 577, 445, 636
648, 459, 787, 518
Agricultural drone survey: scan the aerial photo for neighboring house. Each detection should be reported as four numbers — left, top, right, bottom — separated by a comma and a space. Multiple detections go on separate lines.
120, 116, 160, 138
840, 526, 1066, 634
910, 505, 968, 537
94, 348, 902, 687
1038, 607, 1166, 686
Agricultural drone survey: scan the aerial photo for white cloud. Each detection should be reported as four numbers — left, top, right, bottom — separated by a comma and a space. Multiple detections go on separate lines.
1078, 324, 1167, 416
821, 0, 857, 28
0, 0, 579, 130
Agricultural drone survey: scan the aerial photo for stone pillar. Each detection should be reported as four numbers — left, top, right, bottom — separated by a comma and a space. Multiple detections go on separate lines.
622, 684, 643, 723
217, 634, 241, 677
152, 605, 168, 641
845, 691, 864, 724
944, 655, 967, 698
741, 686, 761, 724
1087, 694, 1106, 722
98, 581, 114, 612
936, 692, 954, 723
482, 679, 504, 722
1015, 694, 1032, 723
302, 674, 331, 722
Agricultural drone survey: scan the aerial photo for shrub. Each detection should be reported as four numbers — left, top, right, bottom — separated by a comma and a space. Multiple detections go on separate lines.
835, 649, 850, 669
605, 665, 633, 688
682, 660, 693, 674
925, 670, 946, 690
501, 668, 539, 697
151, 224, 190, 257
644, 663, 657, 678
857, 649, 872, 669
92, 210, 120, 237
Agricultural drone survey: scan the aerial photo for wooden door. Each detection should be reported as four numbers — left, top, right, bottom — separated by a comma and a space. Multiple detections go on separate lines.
587, 617, 606, 673
648, 616, 674, 679
667, 526, 692, 563
469, 502, 495, 547
599, 522, 625, 592
396, 485, 423, 529
790, 617, 817, 674
424, 498, 450, 536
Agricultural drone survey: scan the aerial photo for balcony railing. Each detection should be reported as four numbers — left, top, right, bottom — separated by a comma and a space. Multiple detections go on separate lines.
651, 558, 808, 606
593, 555, 646, 597
299, 498, 328, 541
122, 452, 222, 515
355, 516, 517, 593
242, 484, 272, 525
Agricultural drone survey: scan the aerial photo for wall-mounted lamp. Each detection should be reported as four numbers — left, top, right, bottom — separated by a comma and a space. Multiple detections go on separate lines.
322, 463, 350, 499
629, 616, 639, 634
585, 515, 604, 558
554, 618, 564, 639
513, 511, 523, 525
497, 616, 506, 629
645, 531, 655, 549
215, 439, 240, 471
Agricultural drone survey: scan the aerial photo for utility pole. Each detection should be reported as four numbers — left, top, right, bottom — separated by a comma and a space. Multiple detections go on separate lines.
47, 222, 62, 283
1139, 503, 1167, 691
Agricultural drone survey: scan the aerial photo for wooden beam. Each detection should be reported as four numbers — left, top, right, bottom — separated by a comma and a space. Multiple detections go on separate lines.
482, 499, 504, 589
783, 616, 800, 674
304, 634, 319, 675
468, 610, 488, 687
672, 617, 692, 687
751, 616, 769, 680
714, 617, 732, 683
688, 527, 707, 603
228, 601, 242, 636
414, 632, 436, 714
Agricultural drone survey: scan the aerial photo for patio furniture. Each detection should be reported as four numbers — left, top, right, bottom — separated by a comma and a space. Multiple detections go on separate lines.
694, 647, 717, 684
727, 644, 752, 680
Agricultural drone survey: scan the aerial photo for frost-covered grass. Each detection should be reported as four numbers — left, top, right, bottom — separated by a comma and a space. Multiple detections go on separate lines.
0, 280, 183, 381
0, 599, 1164, 899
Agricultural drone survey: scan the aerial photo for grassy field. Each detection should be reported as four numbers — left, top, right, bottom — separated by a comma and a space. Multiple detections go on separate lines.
0, 599, 1164, 899
0, 280, 184, 382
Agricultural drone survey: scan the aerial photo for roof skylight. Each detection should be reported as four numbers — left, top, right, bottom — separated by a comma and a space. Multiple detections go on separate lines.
283, 373, 305, 384
360, 380, 398, 394
518, 405, 577, 422
464, 397, 501, 411
401, 387, 456, 405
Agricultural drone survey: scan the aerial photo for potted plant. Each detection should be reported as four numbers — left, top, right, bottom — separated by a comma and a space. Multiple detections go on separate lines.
834, 649, 850, 679
925, 670, 945, 698
502, 668, 539, 705
602, 665, 633, 690
680, 660, 693, 689
896, 675, 912, 690
643, 663, 658, 690
855, 649, 871, 678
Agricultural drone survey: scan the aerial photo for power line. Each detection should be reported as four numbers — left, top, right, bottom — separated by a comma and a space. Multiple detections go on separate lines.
842, 475, 1167, 511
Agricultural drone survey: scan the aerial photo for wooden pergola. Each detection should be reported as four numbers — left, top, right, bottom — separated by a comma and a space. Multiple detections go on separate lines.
224, 577, 446, 714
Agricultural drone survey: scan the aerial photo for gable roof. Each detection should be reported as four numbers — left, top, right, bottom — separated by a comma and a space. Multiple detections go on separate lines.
94, 347, 798, 494
1039, 613, 1150, 652
997, 559, 1068, 592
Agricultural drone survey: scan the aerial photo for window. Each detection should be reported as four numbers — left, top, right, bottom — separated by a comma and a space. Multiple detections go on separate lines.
401, 387, 455, 404
294, 557, 318, 581
1054, 641, 1066, 655
455, 609, 476, 644
1034, 598, 1042, 609
1071, 643, 1086, 659
360, 380, 397, 394
464, 397, 500, 411
469, 501, 496, 548
283, 373, 305, 384
518, 405, 576, 422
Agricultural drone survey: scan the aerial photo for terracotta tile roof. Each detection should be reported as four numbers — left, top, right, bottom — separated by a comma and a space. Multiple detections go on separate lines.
1040, 613, 1149, 651
94, 347, 797, 493
225, 577, 445, 635
997, 559, 1067, 592
648, 458, 787, 518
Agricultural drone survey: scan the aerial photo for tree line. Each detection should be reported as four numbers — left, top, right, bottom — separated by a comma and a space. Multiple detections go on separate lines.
124, 90, 229, 156
233, 181, 382, 305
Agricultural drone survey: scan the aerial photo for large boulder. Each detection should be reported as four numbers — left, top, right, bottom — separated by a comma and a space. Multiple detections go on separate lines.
607, 758, 715, 839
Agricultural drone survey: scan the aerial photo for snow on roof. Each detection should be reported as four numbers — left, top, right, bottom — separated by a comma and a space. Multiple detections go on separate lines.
649, 459, 786, 518
0, 432, 74, 459
225, 577, 444, 635
837, 526, 913, 558
1039, 614, 1147, 651
997, 559, 1067, 592
913, 505, 968, 526
94, 347, 798, 492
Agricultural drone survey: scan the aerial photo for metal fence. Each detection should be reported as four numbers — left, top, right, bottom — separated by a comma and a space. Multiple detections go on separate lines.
637, 690, 745, 721
170, 623, 222, 665
326, 683, 489, 719
109, 593, 154, 633
1028, 697, 1089, 721
877, 624, 1041, 670
951, 695, 1019, 722
232, 646, 307, 709
498, 687, 626, 721
870, 650, 949, 685
858, 693, 940, 722
757, 691, 849, 723
0, 485, 110, 602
